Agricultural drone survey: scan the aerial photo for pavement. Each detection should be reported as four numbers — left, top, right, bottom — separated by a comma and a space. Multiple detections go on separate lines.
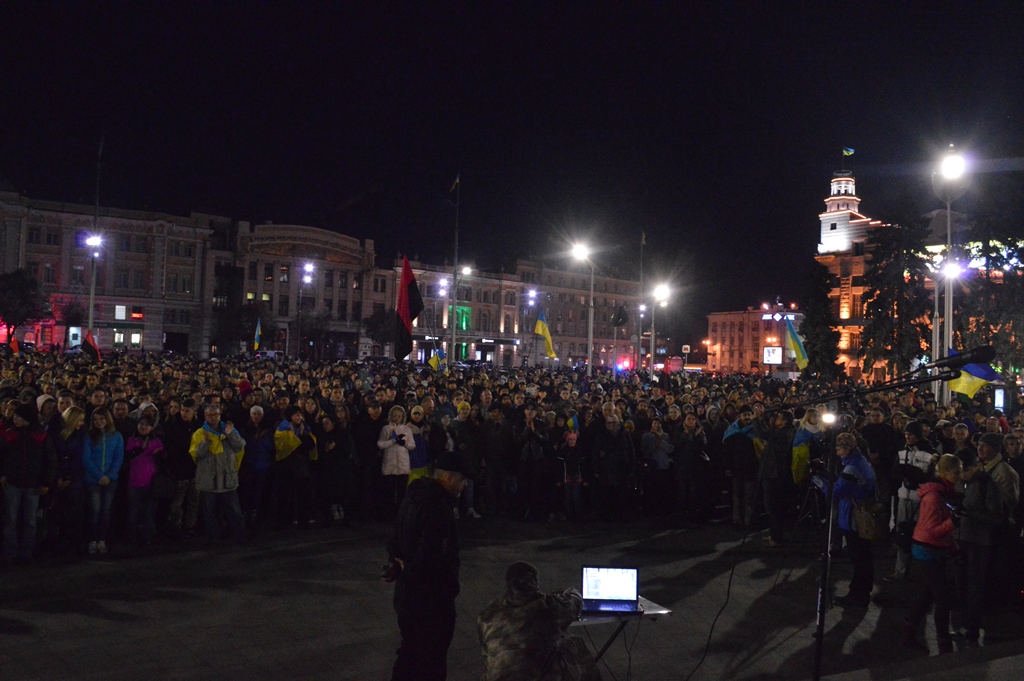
1, 514, 1023, 681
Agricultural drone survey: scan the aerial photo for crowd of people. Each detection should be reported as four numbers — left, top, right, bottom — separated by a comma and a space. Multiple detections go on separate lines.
2, 350, 1023, 657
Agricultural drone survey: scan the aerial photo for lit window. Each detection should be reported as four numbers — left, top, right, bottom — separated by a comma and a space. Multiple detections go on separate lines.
115, 305, 127, 321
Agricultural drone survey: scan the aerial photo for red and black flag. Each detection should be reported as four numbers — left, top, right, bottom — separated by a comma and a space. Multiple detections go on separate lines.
394, 256, 424, 361
82, 330, 102, 363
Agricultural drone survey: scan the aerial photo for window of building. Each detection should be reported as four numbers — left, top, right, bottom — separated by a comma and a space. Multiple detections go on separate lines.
324, 269, 333, 288
45, 230, 60, 246
119, 235, 132, 251
72, 265, 86, 286
75, 230, 89, 248
43, 263, 57, 284
262, 293, 272, 304
481, 312, 490, 332
27, 227, 41, 244
115, 305, 127, 321
182, 243, 194, 257
248, 262, 258, 280
133, 270, 144, 290
373, 276, 387, 293
505, 292, 515, 305
213, 294, 227, 308
426, 284, 436, 298
504, 314, 511, 332
167, 273, 178, 292
324, 297, 333, 317
279, 265, 289, 283
117, 268, 130, 289
134, 237, 148, 253
351, 301, 362, 320
338, 300, 348, 320
337, 271, 348, 289
130, 332, 142, 346
352, 273, 361, 289
181, 275, 192, 293
279, 295, 290, 316
853, 241, 866, 256
829, 223, 837, 231
264, 263, 274, 282
246, 292, 255, 301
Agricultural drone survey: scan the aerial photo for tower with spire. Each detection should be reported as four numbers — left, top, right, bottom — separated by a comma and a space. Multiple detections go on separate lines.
814, 171, 884, 381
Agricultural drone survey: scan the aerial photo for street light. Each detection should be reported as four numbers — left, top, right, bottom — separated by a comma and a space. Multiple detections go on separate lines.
650, 284, 669, 370
572, 243, 596, 377
298, 262, 314, 359
450, 267, 472, 364
85, 236, 102, 337
932, 144, 969, 405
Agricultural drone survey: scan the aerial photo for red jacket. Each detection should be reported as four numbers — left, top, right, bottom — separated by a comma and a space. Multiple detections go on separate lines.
912, 480, 958, 552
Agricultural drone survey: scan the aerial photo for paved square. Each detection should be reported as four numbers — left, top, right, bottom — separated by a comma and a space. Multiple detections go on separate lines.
1, 517, 1021, 680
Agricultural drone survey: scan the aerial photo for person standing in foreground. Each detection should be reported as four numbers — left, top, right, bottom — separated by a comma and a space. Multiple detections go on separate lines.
382, 452, 469, 681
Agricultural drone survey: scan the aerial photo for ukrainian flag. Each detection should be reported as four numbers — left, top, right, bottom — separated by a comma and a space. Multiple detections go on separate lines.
254, 318, 261, 351
843, 148, 855, 156
428, 348, 446, 371
785, 318, 809, 370
949, 361, 1001, 399
535, 310, 556, 359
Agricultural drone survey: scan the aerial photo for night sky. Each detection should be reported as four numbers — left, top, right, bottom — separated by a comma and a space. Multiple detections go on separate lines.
2, 3, 1023, 347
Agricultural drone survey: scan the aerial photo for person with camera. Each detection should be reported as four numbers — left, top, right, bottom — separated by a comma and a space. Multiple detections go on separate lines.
809, 432, 877, 607
901, 454, 963, 653
381, 452, 469, 681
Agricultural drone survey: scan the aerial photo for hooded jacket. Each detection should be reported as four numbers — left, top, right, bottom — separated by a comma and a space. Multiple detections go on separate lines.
387, 477, 460, 604
1, 423, 57, 488
912, 480, 958, 554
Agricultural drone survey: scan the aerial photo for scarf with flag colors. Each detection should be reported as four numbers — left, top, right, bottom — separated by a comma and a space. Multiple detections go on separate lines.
394, 255, 424, 360
785, 318, 808, 370
534, 310, 556, 359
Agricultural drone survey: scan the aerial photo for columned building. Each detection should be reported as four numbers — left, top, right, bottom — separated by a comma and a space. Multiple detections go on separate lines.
813, 171, 885, 380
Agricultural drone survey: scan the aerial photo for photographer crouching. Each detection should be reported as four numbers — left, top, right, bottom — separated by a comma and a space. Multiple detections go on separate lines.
809, 432, 878, 608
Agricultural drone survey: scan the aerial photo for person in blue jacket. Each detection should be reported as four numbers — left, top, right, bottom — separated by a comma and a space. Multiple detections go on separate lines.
82, 407, 125, 555
811, 431, 877, 607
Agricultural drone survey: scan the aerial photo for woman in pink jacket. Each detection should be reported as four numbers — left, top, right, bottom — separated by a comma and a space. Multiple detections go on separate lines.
902, 454, 962, 653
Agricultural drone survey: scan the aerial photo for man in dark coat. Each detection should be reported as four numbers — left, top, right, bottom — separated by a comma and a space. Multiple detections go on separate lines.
382, 453, 468, 681
758, 410, 795, 547
2, 403, 58, 562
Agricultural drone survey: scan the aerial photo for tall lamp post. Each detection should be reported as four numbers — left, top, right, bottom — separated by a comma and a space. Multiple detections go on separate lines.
932, 146, 968, 405
649, 284, 669, 370
86, 236, 102, 338
298, 263, 313, 359
572, 243, 596, 377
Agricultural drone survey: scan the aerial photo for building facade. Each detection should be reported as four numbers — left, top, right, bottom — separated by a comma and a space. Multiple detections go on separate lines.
0, 191, 642, 365
813, 171, 885, 380
706, 303, 804, 374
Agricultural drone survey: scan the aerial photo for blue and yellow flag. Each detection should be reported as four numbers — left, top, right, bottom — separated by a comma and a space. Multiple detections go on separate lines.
785, 319, 809, 370
949, 361, 1001, 399
534, 310, 556, 359
254, 318, 261, 351
843, 147, 855, 156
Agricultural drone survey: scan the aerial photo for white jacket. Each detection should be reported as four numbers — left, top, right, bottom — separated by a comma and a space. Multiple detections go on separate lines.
378, 423, 415, 476
896, 446, 934, 502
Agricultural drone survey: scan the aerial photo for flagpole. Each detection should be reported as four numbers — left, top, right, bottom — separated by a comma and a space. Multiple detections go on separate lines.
449, 174, 460, 370
638, 232, 645, 370
87, 136, 103, 337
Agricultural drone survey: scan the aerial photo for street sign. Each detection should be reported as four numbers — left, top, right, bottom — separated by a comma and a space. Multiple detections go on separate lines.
681, 344, 691, 353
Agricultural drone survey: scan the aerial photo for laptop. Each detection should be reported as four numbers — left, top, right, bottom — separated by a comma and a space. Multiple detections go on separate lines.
581, 566, 643, 614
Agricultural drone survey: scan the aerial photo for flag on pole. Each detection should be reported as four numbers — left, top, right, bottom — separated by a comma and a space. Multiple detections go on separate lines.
534, 310, 556, 359
842, 148, 855, 156
948, 360, 1001, 398
450, 173, 460, 192
428, 348, 447, 371
9, 337, 20, 356
394, 256, 424, 360
785, 318, 809, 370
254, 318, 262, 351
641, 231, 646, 246
82, 330, 101, 363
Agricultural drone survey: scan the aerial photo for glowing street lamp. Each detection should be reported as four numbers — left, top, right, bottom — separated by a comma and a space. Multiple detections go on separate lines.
86, 236, 103, 335
649, 284, 670, 370
298, 262, 314, 359
572, 243, 596, 377
932, 144, 969, 405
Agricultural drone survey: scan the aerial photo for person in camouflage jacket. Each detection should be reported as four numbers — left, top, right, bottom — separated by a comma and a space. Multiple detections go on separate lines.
477, 561, 601, 681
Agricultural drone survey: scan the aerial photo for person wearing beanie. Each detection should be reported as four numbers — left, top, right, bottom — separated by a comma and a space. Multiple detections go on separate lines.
1, 402, 57, 563
477, 561, 600, 681
885, 420, 937, 583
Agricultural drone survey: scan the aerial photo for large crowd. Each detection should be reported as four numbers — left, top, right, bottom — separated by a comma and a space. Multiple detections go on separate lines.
2, 350, 1023, 650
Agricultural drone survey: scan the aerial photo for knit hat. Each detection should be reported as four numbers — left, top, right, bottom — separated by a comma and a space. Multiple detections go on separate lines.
14, 403, 37, 423
505, 561, 538, 584
36, 394, 56, 411
979, 432, 1004, 451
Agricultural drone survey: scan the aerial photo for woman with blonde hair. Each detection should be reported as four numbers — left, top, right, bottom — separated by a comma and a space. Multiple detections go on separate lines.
378, 405, 414, 519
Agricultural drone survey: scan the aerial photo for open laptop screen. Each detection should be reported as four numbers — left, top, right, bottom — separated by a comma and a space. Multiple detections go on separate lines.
582, 566, 638, 602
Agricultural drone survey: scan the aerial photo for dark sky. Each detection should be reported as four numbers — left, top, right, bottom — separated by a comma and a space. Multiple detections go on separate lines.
2, 3, 1023, 347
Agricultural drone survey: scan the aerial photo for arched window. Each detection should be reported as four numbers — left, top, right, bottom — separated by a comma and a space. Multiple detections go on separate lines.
504, 314, 511, 333
481, 312, 490, 332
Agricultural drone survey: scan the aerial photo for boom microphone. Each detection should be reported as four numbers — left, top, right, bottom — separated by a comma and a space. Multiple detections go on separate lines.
923, 345, 996, 370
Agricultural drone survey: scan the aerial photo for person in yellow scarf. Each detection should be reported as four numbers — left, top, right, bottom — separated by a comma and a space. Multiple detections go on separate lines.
274, 406, 318, 526
189, 403, 246, 543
